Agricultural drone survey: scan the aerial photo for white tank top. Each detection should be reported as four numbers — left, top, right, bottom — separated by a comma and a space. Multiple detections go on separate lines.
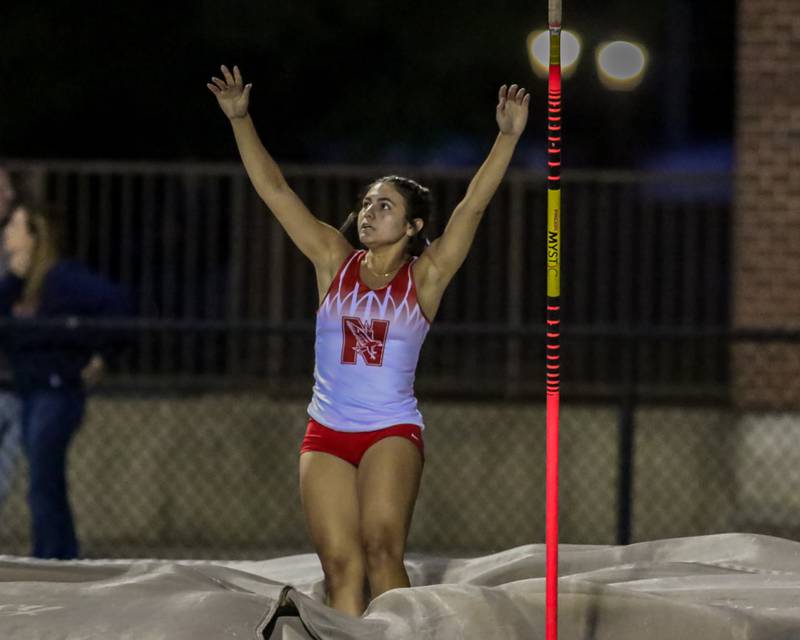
307, 250, 431, 432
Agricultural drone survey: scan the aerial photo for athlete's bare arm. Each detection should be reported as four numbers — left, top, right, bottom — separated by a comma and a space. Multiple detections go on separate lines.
208, 65, 352, 281
415, 84, 529, 317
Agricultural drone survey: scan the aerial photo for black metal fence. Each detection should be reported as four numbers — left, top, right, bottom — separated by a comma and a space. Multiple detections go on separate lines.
4, 161, 782, 560
1, 321, 799, 559
2, 161, 732, 391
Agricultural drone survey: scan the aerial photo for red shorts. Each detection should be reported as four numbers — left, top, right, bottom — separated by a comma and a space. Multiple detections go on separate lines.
300, 418, 424, 467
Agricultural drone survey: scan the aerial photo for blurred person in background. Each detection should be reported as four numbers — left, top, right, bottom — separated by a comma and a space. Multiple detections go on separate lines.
0, 168, 17, 272
0, 202, 130, 559
0, 167, 22, 517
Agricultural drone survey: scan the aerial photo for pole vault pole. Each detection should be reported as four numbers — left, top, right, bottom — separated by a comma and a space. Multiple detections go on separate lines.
545, 1, 562, 639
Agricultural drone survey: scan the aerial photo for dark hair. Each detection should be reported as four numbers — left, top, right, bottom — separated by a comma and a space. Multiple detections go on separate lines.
339, 175, 433, 257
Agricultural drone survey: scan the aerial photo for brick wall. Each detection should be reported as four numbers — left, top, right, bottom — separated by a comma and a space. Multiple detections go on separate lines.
733, 0, 800, 408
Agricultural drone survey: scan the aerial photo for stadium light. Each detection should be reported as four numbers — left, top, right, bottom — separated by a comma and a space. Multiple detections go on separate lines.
596, 40, 648, 90
527, 30, 582, 79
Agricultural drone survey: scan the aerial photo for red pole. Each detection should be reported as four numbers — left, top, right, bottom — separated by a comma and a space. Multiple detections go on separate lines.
545, 2, 562, 639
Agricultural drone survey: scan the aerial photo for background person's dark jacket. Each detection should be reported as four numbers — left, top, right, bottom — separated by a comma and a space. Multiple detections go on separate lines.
0, 260, 132, 393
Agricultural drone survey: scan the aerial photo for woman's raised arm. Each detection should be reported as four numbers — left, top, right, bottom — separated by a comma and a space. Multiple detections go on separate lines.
208, 65, 351, 269
418, 84, 529, 292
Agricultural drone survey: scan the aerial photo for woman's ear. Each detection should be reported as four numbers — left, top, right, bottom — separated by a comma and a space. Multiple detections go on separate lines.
408, 218, 424, 237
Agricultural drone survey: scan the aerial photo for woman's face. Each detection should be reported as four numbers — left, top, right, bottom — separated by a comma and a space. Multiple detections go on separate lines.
357, 182, 413, 248
3, 207, 35, 256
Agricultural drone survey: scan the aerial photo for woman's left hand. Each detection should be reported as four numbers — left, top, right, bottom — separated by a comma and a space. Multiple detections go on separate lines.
496, 84, 530, 137
81, 354, 105, 389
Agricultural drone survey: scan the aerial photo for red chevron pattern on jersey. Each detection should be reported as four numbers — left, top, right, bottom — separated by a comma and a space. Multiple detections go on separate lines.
319, 251, 430, 330
308, 250, 430, 432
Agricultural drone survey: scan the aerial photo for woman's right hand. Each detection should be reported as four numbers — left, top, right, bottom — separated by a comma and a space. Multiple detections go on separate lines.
207, 65, 252, 120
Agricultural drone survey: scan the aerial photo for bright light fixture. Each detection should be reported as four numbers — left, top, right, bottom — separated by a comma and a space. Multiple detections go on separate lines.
596, 41, 648, 90
527, 30, 582, 79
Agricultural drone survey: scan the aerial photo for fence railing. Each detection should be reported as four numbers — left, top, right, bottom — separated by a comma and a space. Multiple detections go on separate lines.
2, 160, 733, 392
2, 321, 800, 558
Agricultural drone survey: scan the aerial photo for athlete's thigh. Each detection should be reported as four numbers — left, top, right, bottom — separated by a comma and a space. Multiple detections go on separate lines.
299, 451, 361, 554
357, 437, 423, 538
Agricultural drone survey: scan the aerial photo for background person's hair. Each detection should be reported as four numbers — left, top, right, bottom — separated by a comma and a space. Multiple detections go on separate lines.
16, 203, 65, 309
0, 167, 20, 222
339, 175, 433, 257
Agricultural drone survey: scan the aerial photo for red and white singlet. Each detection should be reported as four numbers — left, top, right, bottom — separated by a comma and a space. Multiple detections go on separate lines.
307, 250, 431, 432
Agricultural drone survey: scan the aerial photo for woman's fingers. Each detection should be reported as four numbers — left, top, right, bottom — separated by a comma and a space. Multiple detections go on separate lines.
233, 65, 243, 86
499, 84, 530, 109
497, 84, 508, 110
220, 64, 235, 85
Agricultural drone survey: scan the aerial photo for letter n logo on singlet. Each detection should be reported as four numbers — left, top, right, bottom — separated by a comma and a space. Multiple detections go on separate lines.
341, 316, 390, 366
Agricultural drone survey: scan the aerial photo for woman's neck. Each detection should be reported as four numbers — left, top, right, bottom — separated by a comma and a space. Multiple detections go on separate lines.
364, 247, 408, 278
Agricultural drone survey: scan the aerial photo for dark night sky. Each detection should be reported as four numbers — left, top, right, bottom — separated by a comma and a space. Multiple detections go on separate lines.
0, 0, 735, 168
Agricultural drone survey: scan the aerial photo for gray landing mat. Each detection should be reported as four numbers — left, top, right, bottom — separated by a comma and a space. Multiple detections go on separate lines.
1, 533, 799, 639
